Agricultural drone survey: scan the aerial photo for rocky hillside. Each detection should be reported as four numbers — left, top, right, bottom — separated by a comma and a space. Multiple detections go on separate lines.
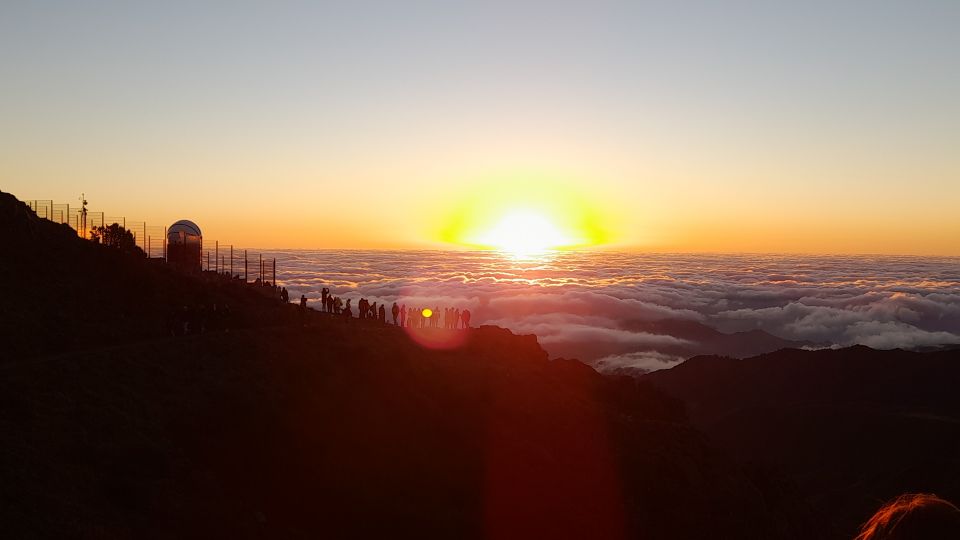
5, 190, 955, 539
645, 346, 960, 537
0, 191, 805, 538
0, 191, 291, 359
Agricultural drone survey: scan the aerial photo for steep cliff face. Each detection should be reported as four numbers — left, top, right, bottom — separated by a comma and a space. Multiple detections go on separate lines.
0, 191, 796, 539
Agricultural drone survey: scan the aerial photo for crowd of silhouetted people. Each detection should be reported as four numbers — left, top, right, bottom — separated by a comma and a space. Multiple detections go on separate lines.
298, 286, 471, 329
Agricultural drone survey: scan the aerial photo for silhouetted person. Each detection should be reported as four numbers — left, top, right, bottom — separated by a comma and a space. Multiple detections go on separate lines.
221, 303, 231, 332
461, 308, 471, 329
181, 306, 190, 335
209, 303, 219, 332
334, 296, 343, 314
378, 304, 386, 323
454, 308, 461, 329
300, 294, 307, 310
855, 493, 960, 540
343, 299, 352, 320
399, 304, 406, 327
198, 304, 207, 334
321, 287, 329, 310
391, 302, 399, 325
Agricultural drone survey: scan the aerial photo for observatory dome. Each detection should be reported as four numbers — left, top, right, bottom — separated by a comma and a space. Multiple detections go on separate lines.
167, 220, 202, 245
167, 219, 203, 271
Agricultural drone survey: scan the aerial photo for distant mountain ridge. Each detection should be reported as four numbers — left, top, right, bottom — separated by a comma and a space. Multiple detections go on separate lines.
551, 317, 817, 376
623, 317, 818, 357
644, 345, 960, 536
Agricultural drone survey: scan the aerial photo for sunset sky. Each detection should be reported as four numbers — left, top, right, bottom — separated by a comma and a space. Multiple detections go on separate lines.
1, 2, 957, 254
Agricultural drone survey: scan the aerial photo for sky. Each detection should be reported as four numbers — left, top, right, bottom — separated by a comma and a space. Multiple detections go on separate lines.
1, 1, 958, 254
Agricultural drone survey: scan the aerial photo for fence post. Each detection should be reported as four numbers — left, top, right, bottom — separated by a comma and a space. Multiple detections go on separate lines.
259, 254, 263, 285
244, 250, 248, 282
273, 258, 276, 287
230, 245, 234, 277
163, 227, 167, 261
215, 241, 219, 274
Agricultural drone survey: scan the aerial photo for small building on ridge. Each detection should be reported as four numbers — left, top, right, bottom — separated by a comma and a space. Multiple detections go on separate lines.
167, 219, 202, 271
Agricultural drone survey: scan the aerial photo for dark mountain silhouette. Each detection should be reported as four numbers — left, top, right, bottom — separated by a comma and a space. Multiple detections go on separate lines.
0, 191, 290, 360
623, 318, 816, 357
2, 190, 957, 539
551, 317, 814, 374
0, 190, 810, 538
645, 346, 960, 538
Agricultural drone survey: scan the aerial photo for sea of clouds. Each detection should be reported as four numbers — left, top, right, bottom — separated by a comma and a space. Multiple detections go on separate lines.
271, 251, 960, 373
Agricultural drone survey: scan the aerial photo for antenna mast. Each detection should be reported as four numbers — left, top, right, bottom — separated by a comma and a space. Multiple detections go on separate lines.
79, 193, 88, 238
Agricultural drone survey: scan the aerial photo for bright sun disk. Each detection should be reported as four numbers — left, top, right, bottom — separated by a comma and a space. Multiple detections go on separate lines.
479, 210, 573, 255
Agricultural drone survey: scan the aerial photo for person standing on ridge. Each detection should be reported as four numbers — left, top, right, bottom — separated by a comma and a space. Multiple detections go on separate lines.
391, 302, 399, 325
461, 308, 471, 329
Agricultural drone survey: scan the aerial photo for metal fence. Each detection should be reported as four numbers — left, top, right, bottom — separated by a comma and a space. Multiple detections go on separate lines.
22, 197, 278, 285
201, 243, 277, 284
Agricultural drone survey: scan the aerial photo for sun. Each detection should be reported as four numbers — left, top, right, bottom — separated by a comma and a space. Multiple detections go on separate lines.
478, 210, 574, 255
435, 174, 612, 252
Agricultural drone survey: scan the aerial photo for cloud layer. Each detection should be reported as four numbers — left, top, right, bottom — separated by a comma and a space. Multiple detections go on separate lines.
272, 250, 960, 372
